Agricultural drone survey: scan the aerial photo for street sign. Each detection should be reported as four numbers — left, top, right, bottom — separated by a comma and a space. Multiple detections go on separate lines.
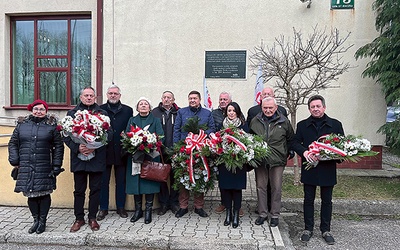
331, 0, 354, 9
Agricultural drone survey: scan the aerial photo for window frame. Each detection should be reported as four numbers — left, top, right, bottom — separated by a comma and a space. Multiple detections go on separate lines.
7, 14, 92, 110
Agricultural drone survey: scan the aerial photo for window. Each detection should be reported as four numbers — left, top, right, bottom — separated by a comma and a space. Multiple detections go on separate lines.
11, 15, 91, 107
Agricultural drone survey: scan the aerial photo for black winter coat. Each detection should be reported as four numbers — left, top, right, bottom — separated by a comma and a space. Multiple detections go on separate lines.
8, 114, 64, 194
64, 102, 113, 173
151, 102, 179, 148
292, 114, 344, 186
100, 101, 133, 166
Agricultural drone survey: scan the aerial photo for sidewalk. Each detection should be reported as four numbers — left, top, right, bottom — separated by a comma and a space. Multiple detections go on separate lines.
1, 166, 399, 249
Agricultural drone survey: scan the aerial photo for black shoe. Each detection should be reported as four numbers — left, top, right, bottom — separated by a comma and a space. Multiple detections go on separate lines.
322, 231, 335, 245
223, 209, 232, 226
28, 219, 39, 234
255, 216, 267, 225
157, 206, 169, 216
270, 218, 279, 227
194, 208, 208, 218
116, 208, 128, 218
300, 230, 313, 243
96, 210, 108, 221
171, 204, 179, 214
175, 208, 188, 218
130, 209, 143, 223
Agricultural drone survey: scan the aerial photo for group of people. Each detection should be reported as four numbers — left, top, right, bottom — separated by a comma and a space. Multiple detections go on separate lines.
8, 85, 343, 245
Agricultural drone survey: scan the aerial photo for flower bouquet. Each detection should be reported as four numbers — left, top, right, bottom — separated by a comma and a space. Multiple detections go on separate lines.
120, 124, 163, 162
58, 110, 111, 161
208, 126, 270, 173
170, 130, 217, 194
304, 133, 379, 170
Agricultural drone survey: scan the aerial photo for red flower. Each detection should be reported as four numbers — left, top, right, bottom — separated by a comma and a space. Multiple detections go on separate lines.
180, 146, 185, 153
73, 126, 82, 133
142, 136, 148, 142
185, 159, 190, 165
126, 132, 133, 138
156, 141, 162, 147
147, 143, 153, 149
195, 153, 200, 158
324, 139, 331, 144
215, 132, 221, 137
217, 148, 224, 154
102, 122, 110, 130
333, 137, 340, 142
139, 144, 145, 151
185, 148, 192, 154
56, 125, 63, 131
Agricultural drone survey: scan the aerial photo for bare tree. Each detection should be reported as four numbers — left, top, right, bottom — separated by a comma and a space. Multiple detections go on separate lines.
249, 26, 353, 183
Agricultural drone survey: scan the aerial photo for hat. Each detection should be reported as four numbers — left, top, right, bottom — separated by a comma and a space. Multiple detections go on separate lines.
136, 97, 152, 110
27, 99, 48, 112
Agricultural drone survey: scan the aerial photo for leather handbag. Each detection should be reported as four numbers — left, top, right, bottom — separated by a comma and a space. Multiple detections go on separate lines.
140, 153, 171, 182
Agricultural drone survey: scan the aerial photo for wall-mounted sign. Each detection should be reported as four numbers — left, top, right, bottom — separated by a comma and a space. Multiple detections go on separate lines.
205, 50, 246, 79
331, 0, 354, 9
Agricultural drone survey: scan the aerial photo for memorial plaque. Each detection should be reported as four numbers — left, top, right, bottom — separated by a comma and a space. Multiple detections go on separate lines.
205, 50, 246, 79
331, 0, 354, 9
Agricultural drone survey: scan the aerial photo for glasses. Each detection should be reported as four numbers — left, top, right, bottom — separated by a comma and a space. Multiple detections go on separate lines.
33, 107, 46, 112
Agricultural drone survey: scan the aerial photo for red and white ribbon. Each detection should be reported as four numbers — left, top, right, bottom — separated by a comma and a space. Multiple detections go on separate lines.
184, 130, 211, 184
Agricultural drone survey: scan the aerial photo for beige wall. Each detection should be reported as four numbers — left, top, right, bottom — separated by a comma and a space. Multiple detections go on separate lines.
0, 0, 387, 208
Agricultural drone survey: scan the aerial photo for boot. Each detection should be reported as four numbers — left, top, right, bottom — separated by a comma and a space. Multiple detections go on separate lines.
27, 198, 39, 234
232, 209, 239, 228
223, 208, 232, 226
130, 195, 143, 223
144, 194, 154, 224
36, 195, 51, 234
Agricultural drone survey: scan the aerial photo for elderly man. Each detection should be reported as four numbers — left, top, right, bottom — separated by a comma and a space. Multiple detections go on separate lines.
249, 97, 293, 227
65, 87, 112, 232
152, 90, 180, 215
292, 95, 344, 245
212, 91, 232, 131
97, 84, 133, 221
173, 90, 215, 218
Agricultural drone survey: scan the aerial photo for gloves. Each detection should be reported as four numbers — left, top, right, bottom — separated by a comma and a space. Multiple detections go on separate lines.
288, 150, 295, 160
48, 166, 65, 178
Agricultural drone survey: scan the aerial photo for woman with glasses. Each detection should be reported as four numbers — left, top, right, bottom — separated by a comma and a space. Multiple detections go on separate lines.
8, 100, 64, 234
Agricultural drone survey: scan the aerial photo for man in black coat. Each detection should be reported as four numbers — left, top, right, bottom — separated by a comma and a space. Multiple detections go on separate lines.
292, 95, 344, 245
151, 90, 180, 215
97, 84, 133, 221
65, 87, 113, 233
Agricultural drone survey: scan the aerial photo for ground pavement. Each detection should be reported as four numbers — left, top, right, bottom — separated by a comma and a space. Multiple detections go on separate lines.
1, 166, 399, 249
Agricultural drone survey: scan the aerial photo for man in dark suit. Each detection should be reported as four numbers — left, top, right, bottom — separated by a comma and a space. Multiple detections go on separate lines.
292, 95, 344, 245
97, 84, 133, 221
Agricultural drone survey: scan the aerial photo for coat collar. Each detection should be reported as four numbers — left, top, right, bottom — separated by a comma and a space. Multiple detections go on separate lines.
305, 114, 333, 128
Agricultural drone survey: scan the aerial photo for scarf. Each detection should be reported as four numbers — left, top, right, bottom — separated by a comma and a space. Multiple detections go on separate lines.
223, 117, 242, 129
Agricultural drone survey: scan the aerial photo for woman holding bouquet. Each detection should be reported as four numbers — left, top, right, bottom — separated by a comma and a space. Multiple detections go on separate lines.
218, 102, 248, 228
8, 100, 64, 234
126, 97, 164, 224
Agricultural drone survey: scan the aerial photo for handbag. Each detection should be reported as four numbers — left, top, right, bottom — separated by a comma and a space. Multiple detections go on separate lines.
140, 153, 171, 182
11, 167, 19, 180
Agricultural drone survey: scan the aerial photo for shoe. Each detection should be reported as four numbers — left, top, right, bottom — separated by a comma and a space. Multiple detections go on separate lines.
116, 208, 128, 218
36, 217, 46, 234
175, 208, 188, 218
88, 219, 100, 231
28, 218, 39, 234
270, 218, 279, 227
300, 230, 313, 243
96, 210, 108, 221
232, 210, 240, 228
215, 204, 225, 214
322, 231, 335, 245
171, 204, 179, 214
255, 216, 267, 225
70, 220, 85, 232
254, 209, 259, 214
239, 208, 244, 217
223, 209, 232, 226
157, 206, 169, 216
194, 208, 208, 218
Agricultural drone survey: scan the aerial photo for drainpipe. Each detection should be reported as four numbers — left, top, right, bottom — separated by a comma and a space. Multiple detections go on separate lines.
96, 0, 104, 103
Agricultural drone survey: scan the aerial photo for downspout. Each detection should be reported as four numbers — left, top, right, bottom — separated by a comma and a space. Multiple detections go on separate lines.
96, 0, 104, 103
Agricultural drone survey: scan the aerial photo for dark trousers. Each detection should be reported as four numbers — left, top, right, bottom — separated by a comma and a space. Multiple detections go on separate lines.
158, 167, 179, 208
303, 184, 334, 233
99, 164, 127, 210
73, 171, 103, 220
221, 189, 242, 210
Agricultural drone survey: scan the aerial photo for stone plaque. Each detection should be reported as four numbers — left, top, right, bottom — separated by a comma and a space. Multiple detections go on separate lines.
205, 50, 246, 79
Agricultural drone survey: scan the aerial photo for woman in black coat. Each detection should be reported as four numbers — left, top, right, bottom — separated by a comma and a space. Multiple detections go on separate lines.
218, 102, 248, 228
8, 100, 64, 234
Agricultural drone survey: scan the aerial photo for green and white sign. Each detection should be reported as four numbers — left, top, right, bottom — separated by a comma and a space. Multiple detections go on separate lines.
331, 0, 354, 9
